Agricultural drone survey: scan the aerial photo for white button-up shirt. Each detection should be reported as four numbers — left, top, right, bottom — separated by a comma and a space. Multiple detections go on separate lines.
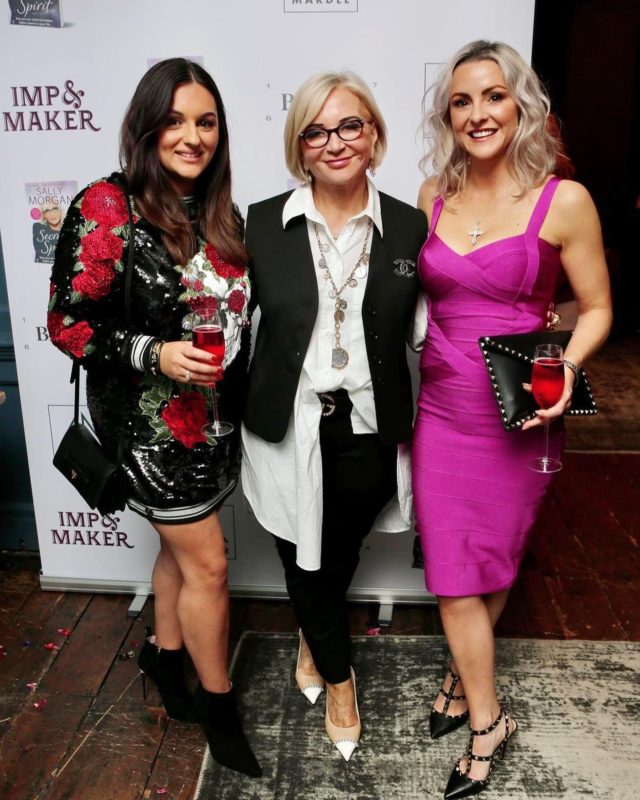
241, 180, 413, 570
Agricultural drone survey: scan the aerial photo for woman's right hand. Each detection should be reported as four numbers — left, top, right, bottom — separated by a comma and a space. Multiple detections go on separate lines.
159, 340, 223, 386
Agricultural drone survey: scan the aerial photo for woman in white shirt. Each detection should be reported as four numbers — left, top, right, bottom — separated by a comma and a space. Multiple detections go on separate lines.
241, 71, 427, 760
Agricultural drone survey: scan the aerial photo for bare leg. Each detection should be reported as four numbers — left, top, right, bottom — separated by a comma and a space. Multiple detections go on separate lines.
149, 514, 260, 777
435, 588, 510, 715
439, 595, 516, 780
484, 588, 510, 627
153, 512, 230, 693
440, 596, 499, 725
298, 631, 320, 676
151, 540, 184, 649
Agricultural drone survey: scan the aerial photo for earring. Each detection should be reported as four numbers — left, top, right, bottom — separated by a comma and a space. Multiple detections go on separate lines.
368, 159, 376, 177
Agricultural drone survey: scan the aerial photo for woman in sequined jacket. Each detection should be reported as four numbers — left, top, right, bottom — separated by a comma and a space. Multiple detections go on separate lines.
48, 59, 261, 778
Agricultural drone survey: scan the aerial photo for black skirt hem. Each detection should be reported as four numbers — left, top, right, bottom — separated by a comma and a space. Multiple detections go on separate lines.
126, 480, 237, 525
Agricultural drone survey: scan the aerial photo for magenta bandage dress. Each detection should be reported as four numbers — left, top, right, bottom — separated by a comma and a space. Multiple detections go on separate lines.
412, 178, 564, 596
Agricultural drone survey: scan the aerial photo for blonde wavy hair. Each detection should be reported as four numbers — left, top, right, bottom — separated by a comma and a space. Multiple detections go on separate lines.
284, 71, 387, 182
421, 40, 559, 197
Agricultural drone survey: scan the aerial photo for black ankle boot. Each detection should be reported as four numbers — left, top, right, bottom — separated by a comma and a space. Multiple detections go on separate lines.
195, 682, 262, 778
138, 631, 197, 723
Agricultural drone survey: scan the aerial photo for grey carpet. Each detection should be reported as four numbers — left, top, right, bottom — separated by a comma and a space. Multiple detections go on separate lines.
195, 633, 640, 800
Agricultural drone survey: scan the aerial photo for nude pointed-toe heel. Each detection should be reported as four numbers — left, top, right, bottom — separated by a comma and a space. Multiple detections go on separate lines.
325, 668, 361, 762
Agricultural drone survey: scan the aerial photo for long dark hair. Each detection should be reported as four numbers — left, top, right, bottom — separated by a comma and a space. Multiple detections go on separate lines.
120, 58, 246, 265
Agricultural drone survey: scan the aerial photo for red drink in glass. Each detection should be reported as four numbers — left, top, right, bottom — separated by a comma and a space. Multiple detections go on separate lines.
529, 343, 564, 474
531, 357, 564, 409
193, 324, 225, 366
192, 307, 233, 438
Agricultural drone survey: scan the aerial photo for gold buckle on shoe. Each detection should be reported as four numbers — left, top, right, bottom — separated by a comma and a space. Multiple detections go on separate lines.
318, 392, 336, 417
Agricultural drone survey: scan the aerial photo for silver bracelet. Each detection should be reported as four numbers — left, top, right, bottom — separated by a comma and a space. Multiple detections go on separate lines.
563, 359, 580, 387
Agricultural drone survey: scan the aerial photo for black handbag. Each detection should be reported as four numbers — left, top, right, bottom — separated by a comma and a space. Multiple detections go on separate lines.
53, 362, 128, 514
478, 330, 597, 432
53, 178, 134, 513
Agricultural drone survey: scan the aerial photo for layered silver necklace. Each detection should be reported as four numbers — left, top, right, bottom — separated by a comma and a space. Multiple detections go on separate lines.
312, 218, 372, 369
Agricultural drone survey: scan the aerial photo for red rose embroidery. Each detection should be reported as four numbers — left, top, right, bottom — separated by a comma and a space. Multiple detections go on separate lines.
80, 226, 123, 266
226, 289, 246, 314
80, 182, 128, 228
204, 243, 220, 264
204, 243, 245, 280
72, 262, 115, 300
72, 227, 123, 299
189, 294, 218, 313
49, 283, 56, 299
218, 262, 246, 280
49, 317, 94, 358
48, 312, 66, 340
161, 392, 208, 448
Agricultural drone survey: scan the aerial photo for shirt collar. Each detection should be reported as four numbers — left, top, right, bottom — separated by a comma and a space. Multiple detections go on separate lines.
282, 175, 383, 237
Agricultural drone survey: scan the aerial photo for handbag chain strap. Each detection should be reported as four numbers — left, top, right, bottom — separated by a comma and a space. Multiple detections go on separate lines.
70, 175, 135, 467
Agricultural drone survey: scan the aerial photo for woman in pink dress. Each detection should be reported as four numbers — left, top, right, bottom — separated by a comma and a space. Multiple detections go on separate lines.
413, 41, 612, 798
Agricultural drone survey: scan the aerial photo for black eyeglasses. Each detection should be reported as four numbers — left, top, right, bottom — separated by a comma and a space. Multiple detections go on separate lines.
298, 118, 373, 148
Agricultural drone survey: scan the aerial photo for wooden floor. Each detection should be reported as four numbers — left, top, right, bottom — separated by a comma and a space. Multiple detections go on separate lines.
0, 452, 638, 799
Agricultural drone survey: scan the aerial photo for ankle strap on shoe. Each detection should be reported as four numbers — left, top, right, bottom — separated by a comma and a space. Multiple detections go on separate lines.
439, 671, 466, 713
438, 687, 466, 701
470, 706, 504, 737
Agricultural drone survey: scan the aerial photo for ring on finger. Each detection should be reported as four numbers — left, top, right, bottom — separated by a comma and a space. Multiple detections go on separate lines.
550, 311, 561, 328
184, 369, 191, 382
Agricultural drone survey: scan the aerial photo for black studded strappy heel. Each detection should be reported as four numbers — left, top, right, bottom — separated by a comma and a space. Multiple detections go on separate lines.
443, 706, 517, 799
430, 669, 469, 739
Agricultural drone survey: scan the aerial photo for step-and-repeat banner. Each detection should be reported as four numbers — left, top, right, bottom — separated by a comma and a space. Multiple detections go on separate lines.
1, 0, 534, 599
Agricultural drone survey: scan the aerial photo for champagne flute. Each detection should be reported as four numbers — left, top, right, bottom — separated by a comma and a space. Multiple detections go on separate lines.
528, 343, 564, 473
192, 306, 234, 438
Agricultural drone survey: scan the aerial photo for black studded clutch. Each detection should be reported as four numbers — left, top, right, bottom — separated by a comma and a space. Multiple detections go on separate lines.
478, 331, 597, 432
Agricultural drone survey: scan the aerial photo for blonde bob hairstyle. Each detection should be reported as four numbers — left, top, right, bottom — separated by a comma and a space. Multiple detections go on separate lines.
421, 40, 558, 198
284, 71, 388, 183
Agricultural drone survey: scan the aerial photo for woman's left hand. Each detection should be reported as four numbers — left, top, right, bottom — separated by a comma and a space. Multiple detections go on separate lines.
521, 366, 575, 430
159, 340, 223, 386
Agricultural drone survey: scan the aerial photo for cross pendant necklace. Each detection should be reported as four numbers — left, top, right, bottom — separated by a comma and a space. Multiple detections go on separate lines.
467, 184, 512, 247
468, 221, 484, 246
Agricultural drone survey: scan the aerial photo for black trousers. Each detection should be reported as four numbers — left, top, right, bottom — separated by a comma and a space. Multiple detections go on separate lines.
274, 391, 397, 684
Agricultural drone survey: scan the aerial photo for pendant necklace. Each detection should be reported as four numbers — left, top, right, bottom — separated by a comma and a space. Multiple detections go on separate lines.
312, 218, 372, 369
467, 186, 511, 246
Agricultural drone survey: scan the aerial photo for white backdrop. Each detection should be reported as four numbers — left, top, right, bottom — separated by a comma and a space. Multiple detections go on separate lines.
0, 0, 535, 600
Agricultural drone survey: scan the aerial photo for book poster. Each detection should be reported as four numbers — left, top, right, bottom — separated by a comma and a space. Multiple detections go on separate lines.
8, 0, 63, 28
25, 180, 77, 264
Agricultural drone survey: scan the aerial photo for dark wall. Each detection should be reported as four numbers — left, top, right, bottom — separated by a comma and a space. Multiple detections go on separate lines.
533, 0, 640, 334
0, 239, 38, 550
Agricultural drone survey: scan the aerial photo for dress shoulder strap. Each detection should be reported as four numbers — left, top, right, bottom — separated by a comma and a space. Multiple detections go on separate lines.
429, 196, 445, 235
526, 177, 561, 238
